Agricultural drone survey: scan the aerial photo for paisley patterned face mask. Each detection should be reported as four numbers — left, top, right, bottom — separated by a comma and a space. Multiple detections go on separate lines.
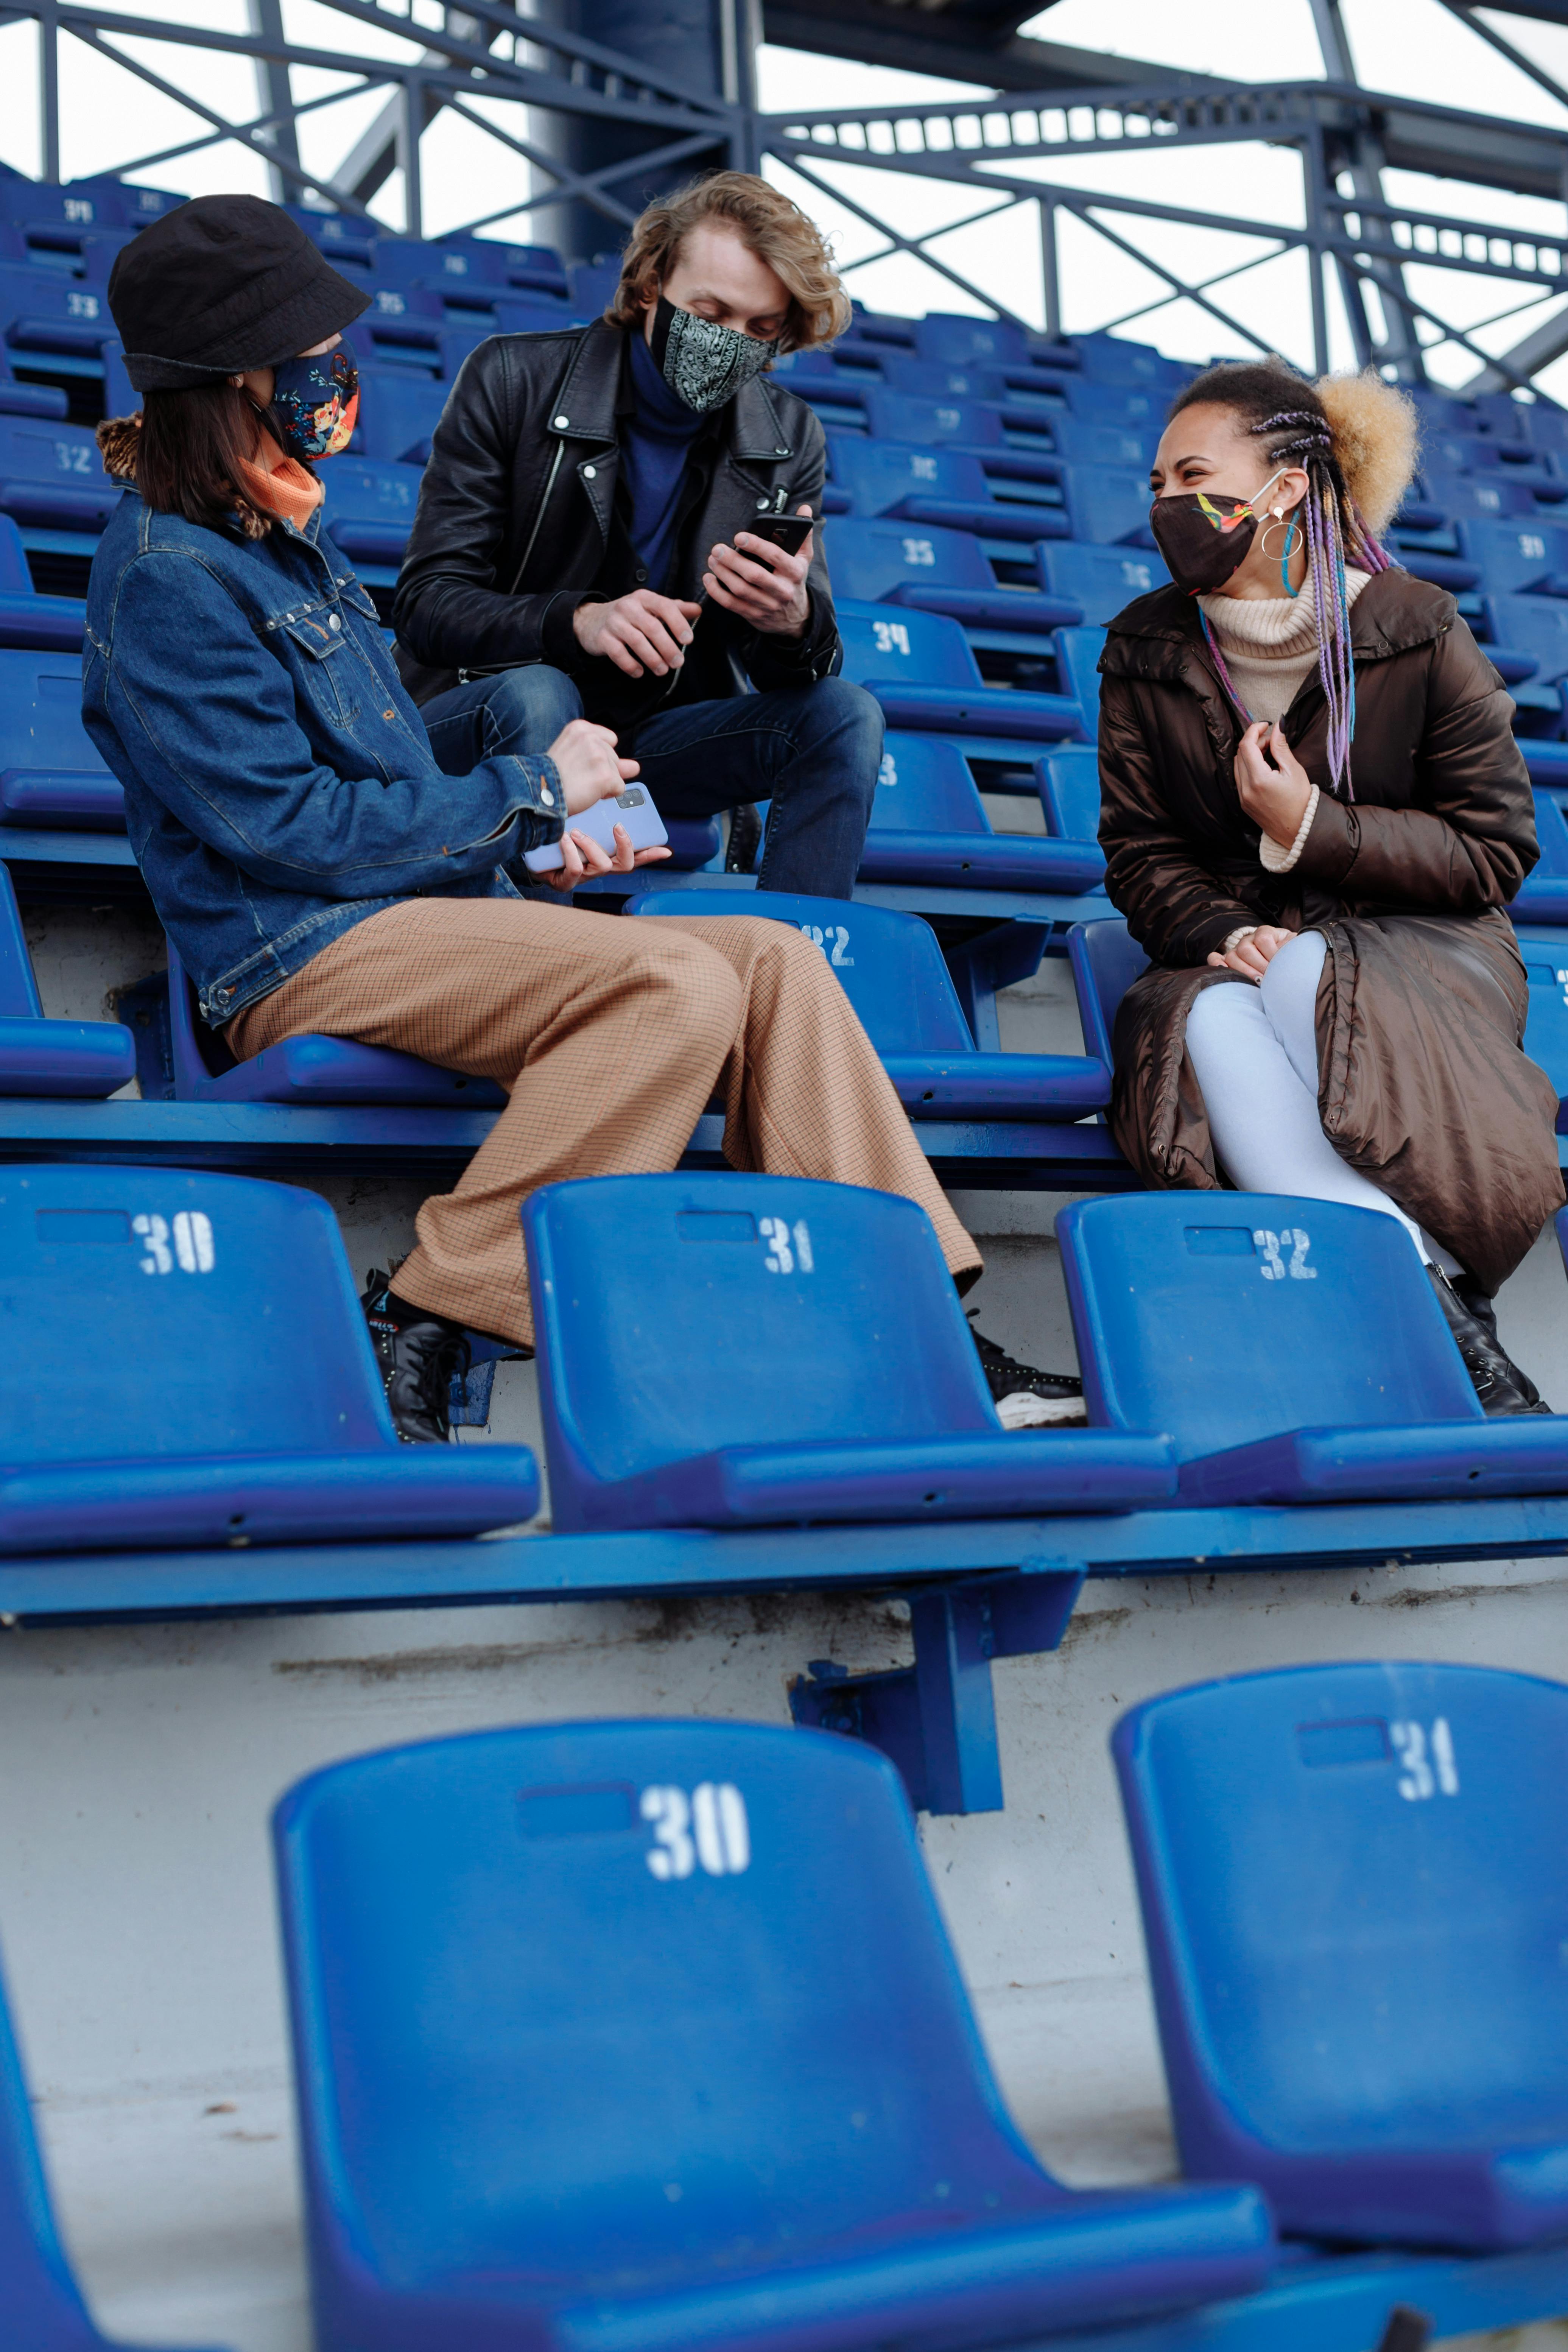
650, 294, 779, 414
267, 344, 359, 459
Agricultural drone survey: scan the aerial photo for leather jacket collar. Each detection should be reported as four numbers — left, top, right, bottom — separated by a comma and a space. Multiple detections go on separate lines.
543, 319, 798, 464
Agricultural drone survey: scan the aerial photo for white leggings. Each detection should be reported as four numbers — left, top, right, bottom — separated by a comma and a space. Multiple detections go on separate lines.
1183, 930, 1462, 1276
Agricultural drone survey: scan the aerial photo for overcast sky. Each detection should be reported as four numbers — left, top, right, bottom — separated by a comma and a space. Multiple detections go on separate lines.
4, 0, 1568, 394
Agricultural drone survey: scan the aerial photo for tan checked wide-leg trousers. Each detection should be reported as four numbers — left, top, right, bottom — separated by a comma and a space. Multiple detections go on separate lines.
226, 899, 982, 1347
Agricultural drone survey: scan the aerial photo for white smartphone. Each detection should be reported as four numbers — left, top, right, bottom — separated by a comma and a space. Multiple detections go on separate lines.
522, 782, 669, 875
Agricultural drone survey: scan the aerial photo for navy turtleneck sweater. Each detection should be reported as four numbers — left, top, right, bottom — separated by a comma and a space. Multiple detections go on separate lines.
622, 328, 708, 592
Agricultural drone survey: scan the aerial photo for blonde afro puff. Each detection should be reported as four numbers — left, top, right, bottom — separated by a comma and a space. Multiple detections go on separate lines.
1314, 370, 1419, 538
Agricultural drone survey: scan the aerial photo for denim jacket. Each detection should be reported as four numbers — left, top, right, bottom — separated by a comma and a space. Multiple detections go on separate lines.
83, 488, 563, 1025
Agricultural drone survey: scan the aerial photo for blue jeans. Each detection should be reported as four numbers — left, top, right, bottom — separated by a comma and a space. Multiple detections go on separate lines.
421, 665, 883, 902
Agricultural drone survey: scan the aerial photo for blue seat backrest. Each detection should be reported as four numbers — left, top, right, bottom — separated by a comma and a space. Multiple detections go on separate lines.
825, 515, 992, 600
1039, 745, 1101, 842
863, 389, 1003, 449
1522, 403, 1568, 455
1053, 626, 1106, 723
878, 357, 1015, 402
0, 414, 107, 484
1051, 417, 1155, 470
630, 888, 974, 1052
1458, 516, 1568, 593
913, 312, 1031, 366
0, 267, 113, 337
835, 597, 982, 690
0, 1939, 105, 2343
319, 457, 421, 529
0, 509, 35, 594
0, 648, 104, 776
274, 1715, 1049, 2305
1061, 378, 1163, 429
1072, 332, 1180, 387
1057, 1190, 1481, 1454
1426, 428, 1555, 478
1423, 467, 1544, 522
1484, 592, 1568, 681
1060, 463, 1152, 547
873, 733, 988, 836
525, 1173, 999, 1497
355, 367, 450, 463
827, 434, 990, 516
0, 860, 39, 1017
1066, 916, 1147, 1064
0, 1165, 397, 1463
1038, 540, 1167, 622
0, 177, 165, 230
1113, 1661, 1568, 2153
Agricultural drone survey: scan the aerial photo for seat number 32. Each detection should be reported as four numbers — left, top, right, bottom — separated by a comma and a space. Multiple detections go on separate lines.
641, 1783, 751, 1879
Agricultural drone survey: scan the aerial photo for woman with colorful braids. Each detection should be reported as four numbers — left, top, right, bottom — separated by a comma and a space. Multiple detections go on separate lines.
1097, 357, 1563, 1413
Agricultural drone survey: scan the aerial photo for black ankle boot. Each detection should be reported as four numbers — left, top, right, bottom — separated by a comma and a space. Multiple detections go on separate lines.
1427, 1266, 1549, 1417
361, 1268, 472, 1444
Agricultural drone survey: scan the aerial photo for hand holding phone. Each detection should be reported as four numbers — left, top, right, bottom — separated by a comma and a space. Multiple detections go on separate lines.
704, 502, 815, 639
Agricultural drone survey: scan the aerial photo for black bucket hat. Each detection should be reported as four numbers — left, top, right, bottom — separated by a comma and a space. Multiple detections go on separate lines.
107, 193, 371, 394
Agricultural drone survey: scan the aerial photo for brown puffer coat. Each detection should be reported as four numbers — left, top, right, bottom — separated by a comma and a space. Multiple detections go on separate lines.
1097, 567, 1565, 1293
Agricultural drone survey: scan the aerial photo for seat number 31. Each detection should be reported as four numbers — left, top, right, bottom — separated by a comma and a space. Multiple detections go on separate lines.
641, 1783, 751, 1879
1391, 1718, 1459, 1802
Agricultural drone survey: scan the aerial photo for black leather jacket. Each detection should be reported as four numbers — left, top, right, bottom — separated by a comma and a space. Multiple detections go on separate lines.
391, 318, 843, 714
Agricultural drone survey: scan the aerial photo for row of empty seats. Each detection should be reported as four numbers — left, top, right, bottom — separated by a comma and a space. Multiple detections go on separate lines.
8, 1665, 1567, 2349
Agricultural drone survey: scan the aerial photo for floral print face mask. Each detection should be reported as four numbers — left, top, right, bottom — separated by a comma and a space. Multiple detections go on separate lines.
267, 344, 359, 459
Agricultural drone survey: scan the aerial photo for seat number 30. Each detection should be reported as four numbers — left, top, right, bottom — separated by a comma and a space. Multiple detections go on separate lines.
641, 1783, 751, 1879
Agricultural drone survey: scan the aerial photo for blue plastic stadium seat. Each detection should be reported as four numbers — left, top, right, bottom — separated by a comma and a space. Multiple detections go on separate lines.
0, 416, 120, 530
274, 1716, 1269, 2352
373, 234, 571, 301
526, 1173, 1174, 1529
1065, 914, 1147, 1071
913, 311, 1033, 365
1484, 592, 1568, 685
1422, 429, 1563, 495
0, 1164, 537, 1553
1052, 626, 1105, 735
1510, 800, 1568, 928
1513, 925, 1568, 1126
163, 946, 505, 1109
1458, 515, 1568, 596
1060, 377, 1164, 431
1037, 541, 1167, 624
629, 886, 1108, 1112
319, 458, 423, 564
1115, 1659, 1568, 2250
1058, 1188, 1568, 1503
0, 266, 118, 364
1073, 332, 1188, 390
0, 647, 121, 826
0, 1934, 211, 2352
354, 368, 450, 464
1039, 744, 1101, 841
825, 516, 1076, 633
863, 733, 1103, 888
1057, 463, 1156, 547
0, 512, 84, 649
0, 835, 132, 1097
835, 600, 1088, 742
863, 387, 1008, 452
0, 177, 179, 232
827, 436, 1072, 547
1424, 466, 1556, 522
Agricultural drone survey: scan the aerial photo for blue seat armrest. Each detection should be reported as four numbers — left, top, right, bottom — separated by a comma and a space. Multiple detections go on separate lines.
1542, 573, 1568, 598
572, 1430, 1177, 1530
1520, 739, 1568, 783
1398, 552, 1481, 591
0, 768, 122, 826
857, 830, 1104, 892
1509, 874, 1568, 928
1395, 497, 1446, 529
662, 816, 722, 868
1488, 646, 1541, 685
0, 591, 85, 652
886, 583, 1080, 634
894, 495, 1073, 547
0, 1016, 135, 1097
0, 381, 68, 419
0, 1447, 539, 1554
324, 522, 411, 564
881, 1050, 1110, 1119
864, 679, 1086, 743
0, 477, 118, 529
193, 1033, 507, 1108
1178, 1416, 1568, 1507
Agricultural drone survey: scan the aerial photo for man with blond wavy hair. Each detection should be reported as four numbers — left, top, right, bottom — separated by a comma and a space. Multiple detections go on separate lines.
391, 171, 881, 901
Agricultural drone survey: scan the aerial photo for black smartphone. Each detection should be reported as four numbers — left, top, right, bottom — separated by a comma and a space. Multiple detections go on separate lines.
740, 512, 813, 562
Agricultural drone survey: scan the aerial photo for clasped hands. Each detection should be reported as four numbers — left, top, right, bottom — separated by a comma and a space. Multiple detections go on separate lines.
540, 717, 673, 893
570, 503, 815, 681
1205, 721, 1314, 980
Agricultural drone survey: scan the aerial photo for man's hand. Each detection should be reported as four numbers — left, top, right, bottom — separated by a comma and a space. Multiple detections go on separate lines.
541, 717, 671, 893
1206, 923, 1298, 981
1235, 720, 1313, 847
572, 591, 702, 679
704, 504, 813, 637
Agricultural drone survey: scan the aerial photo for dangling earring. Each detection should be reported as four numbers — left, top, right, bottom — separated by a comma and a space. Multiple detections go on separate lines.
1260, 511, 1301, 597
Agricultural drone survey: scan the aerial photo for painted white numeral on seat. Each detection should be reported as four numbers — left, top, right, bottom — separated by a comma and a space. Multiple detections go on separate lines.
792, 1220, 814, 1272
878, 754, 898, 790
641, 1786, 695, 1878
643, 1783, 750, 1878
134, 1211, 216, 1275
901, 537, 936, 566
1255, 1229, 1285, 1280
171, 1210, 215, 1273
912, 454, 937, 481
1286, 1228, 1316, 1280
872, 620, 911, 657
1254, 1227, 1314, 1281
134, 1213, 171, 1275
798, 923, 854, 967
760, 1216, 794, 1274
1392, 1718, 1459, 1800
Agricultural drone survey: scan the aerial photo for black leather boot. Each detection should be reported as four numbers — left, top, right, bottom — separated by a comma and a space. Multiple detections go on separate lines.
361, 1268, 473, 1444
1427, 1266, 1549, 1416
726, 802, 763, 875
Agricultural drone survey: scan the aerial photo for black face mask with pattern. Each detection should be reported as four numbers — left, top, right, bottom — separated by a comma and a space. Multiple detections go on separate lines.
650, 294, 779, 414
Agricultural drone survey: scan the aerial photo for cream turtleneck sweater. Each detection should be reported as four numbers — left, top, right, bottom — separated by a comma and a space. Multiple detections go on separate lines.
1197, 567, 1370, 893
